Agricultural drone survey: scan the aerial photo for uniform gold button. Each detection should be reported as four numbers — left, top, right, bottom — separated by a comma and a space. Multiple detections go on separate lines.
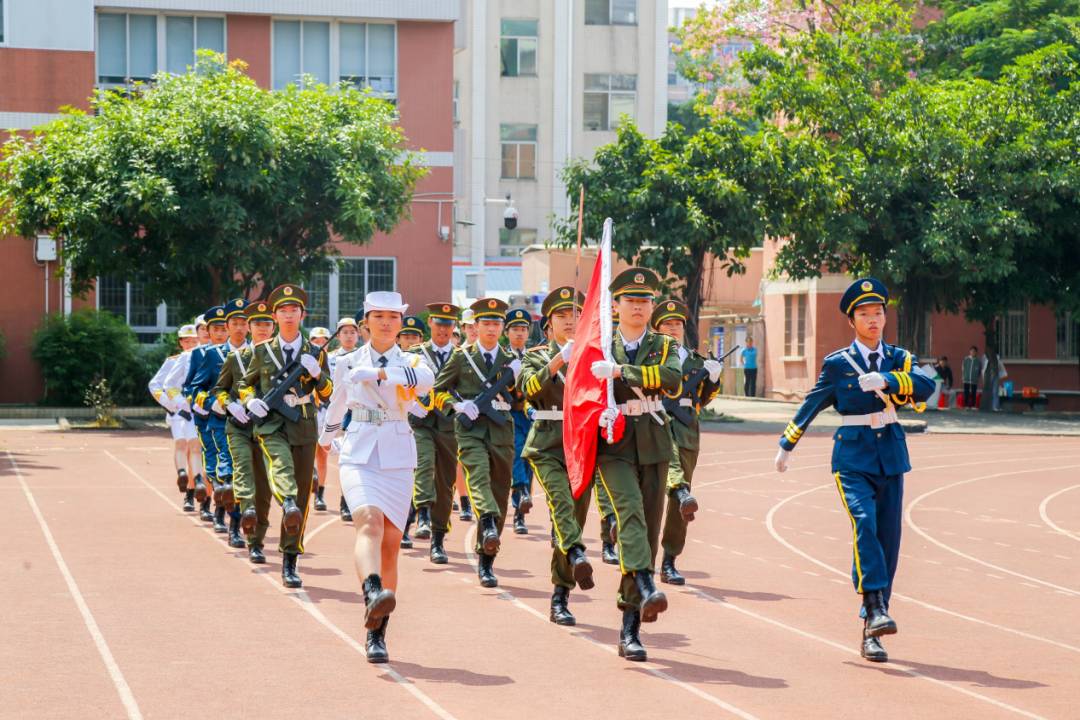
877, 433, 882, 438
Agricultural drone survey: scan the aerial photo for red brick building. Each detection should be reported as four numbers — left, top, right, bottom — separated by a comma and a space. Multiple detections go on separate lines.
0, 0, 458, 403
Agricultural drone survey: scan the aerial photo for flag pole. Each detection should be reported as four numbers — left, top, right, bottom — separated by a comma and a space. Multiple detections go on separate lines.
572, 186, 585, 324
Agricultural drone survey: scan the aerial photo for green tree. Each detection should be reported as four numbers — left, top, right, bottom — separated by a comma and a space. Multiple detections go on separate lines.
0, 53, 426, 317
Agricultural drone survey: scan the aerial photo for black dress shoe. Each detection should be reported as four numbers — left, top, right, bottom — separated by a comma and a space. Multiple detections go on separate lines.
660, 554, 685, 586
605, 513, 618, 544
177, 468, 189, 493
240, 507, 258, 536
218, 477, 235, 510
282, 498, 303, 536
601, 542, 619, 565
248, 546, 266, 564
479, 513, 501, 553
366, 617, 389, 664
567, 547, 595, 590
199, 499, 214, 522
549, 586, 575, 626
453, 500, 460, 511
459, 496, 474, 522
672, 486, 698, 522
213, 505, 228, 534
862, 590, 897, 637
477, 552, 498, 588
182, 489, 195, 512
340, 495, 352, 522
634, 571, 668, 623
228, 515, 245, 548
861, 628, 889, 662
414, 505, 432, 539
314, 486, 327, 512
513, 511, 528, 535
194, 475, 208, 503
618, 609, 647, 661
281, 553, 302, 588
517, 487, 533, 514
429, 531, 448, 565
362, 574, 397, 630
400, 532, 413, 549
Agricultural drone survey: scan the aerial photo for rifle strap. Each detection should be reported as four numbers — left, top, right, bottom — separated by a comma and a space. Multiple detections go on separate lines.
538, 349, 565, 383
464, 347, 504, 388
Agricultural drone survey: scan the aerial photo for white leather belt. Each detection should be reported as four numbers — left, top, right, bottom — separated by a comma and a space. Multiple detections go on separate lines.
350, 407, 408, 423
678, 398, 694, 407
532, 408, 563, 421
284, 395, 311, 407
616, 398, 664, 416
841, 409, 898, 429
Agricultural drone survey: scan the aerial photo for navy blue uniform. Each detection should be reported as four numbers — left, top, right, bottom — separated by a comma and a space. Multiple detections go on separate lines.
185, 343, 232, 482
779, 341, 934, 612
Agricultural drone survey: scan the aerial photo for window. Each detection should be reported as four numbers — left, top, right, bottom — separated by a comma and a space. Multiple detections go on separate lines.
339, 22, 397, 95
585, 0, 637, 25
1057, 313, 1079, 360
784, 293, 806, 357
304, 258, 397, 328
500, 19, 537, 77
997, 301, 1029, 359
500, 124, 537, 180
584, 74, 636, 131
453, 81, 459, 121
498, 228, 537, 258
273, 20, 330, 89
97, 12, 226, 87
165, 16, 225, 75
98, 276, 178, 343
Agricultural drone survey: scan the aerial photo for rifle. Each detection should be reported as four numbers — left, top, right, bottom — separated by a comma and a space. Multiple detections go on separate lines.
663, 345, 739, 426
254, 329, 340, 425
165, 408, 193, 421
451, 367, 517, 429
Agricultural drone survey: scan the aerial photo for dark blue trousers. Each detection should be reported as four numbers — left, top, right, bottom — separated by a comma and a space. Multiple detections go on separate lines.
510, 409, 533, 510
833, 470, 903, 616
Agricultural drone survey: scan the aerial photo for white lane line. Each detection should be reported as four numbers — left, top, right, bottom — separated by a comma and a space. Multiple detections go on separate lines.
305, 515, 341, 544
682, 585, 1049, 720
906, 463, 1080, 597
105, 450, 456, 720
461, 526, 760, 720
1038, 483, 1080, 544
6, 450, 143, 720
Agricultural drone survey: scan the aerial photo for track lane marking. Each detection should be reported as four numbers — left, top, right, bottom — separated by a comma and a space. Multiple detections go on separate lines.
1038, 484, 1080, 544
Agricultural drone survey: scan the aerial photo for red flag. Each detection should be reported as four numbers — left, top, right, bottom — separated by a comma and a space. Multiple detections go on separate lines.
564, 250, 606, 498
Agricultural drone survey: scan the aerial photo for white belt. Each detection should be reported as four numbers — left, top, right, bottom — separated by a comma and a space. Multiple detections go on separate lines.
841, 408, 898, 429
678, 398, 694, 407
284, 395, 311, 407
350, 407, 408, 424
616, 398, 664, 417
533, 408, 563, 421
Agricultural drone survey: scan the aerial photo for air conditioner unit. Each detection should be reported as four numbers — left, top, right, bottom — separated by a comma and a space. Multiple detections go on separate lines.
35, 236, 58, 262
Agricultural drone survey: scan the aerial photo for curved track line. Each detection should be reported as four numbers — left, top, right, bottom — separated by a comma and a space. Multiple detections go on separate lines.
305, 515, 341, 544
104, 450, 457, 720
1038, 484, 1080, 544
905, 464, 1080, 597
461, 526, 761, 720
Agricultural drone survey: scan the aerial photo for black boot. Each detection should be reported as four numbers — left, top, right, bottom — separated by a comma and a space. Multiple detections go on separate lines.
213, 505, 228, 534
281, 553, 302, 588
660, 554, 685, 586
362, 574, 397, 630
861, 626, 889, 662
453, 499, 460, 511
477, 552, 498, 588
177, 468, 189, 493
479, 513, 501, 554
671, 485, 699, 522
218, 476, 235, 510
199, 498, 213, 522
281, 497, 302, 536
240, 507, 258, 536
400, 511, 414, 549
634, 571, 668, 623
211, 479, 225, 504
340, 494, 352, 522
193, 474, 208, 503
549, 586, 575, 626
414, 505, 432, 539
429, 531, 448, 565
517, 486, 533, 514
862, 590, 897, 637
183, 489, 195, 512
605, 513, 618, 544
248, 546, 266, 564
513, 511, 528, 535
314, 485, 327, 512
618, 609, 647, 661
366, 617, 389, 664
566, 547, 595, 590
601, 542, 619, 565
459, 496, 474, 522
228, 515, 245, 548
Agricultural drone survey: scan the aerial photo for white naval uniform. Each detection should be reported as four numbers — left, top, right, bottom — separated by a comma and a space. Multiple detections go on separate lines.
320, 344, 433, 530
151, 353, 197, 441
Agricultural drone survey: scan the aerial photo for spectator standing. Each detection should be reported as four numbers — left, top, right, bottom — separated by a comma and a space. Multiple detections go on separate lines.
932, 356, 955, 408
741, 337, 759, 397
981, 351, 1008, 411
961, 347, 980, 409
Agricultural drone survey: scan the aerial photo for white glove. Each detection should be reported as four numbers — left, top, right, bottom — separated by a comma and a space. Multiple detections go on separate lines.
775, 448, 791, 473
704, 359, 723, 383
410, 404, 429, 419
349, 365, 381, 383
318, 431, 335, 449
509, 359, 522, 379
591, 360, 619, 379
454, 400, 480, 421
599, 408, 619, 429
300, 354, 321, 379
330, 437, 343, 456
247, 398, 269, 418
227, 401, 250, 424
859, 372, 888, 392
192, 402, 209, 417
157, 395, 174, 412
211, 399, 224, 415
560, 340, 574, 363
176, 395, 192, 413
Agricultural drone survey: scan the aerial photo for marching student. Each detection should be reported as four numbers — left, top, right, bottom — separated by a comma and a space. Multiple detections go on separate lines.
310, 327, 332, 512
162, 315, 214, 521
149, 324, 202, 510
327, 318, 363, 521
504, 308, 535, 536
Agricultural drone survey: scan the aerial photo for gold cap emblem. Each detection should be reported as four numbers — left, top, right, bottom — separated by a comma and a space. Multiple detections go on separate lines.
635, 273, 644, 284
560, 289, 570, 298
861, 281, 873, 291
488, 300, 496, 308
284, 287, 293, 295
259, 303, 266, 311
235, 300, 242, 307
216, 309, 224, 316
442, 305, 450, 312
667, 302, 675, 311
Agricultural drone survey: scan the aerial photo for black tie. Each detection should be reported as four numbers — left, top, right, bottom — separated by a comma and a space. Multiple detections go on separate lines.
484, 352, 494, 372
284, 347, 294, 365
436, 351, 446, 368
626, 346, 638, 365
377, 355, 388, 385
868, 352, 879, 373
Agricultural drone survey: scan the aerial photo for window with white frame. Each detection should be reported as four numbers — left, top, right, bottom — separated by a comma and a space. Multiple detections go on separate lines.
273, 20, 330, 89
784, 293, 806, 357
1056, 313, 1079, 360
304, 258, 397, 329
585, 0, 638, 26
339, 22, 397, 95
996, 301, 1029, 359
500, 19, 537, 77
498, 228, 537, 257
97, 12, 226, 87
500, 125, 537, 180
98, 276, 178, 343
272, 21, 397, 96
584, 74, 636, 131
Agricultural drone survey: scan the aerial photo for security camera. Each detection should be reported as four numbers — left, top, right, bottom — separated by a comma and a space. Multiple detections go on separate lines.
503, 205, 519, 230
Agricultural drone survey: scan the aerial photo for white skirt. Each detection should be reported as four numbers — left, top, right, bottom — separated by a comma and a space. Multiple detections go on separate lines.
167, 413, 198, 441
339, 442, 414, 531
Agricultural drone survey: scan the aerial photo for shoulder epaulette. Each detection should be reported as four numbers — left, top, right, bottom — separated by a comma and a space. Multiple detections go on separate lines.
167, 354, 180, 359
690, 348, 705, 360
526, 345, 549, 353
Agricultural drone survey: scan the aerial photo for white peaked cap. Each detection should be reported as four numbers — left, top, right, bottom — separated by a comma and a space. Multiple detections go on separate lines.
363, 291, 408, 315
